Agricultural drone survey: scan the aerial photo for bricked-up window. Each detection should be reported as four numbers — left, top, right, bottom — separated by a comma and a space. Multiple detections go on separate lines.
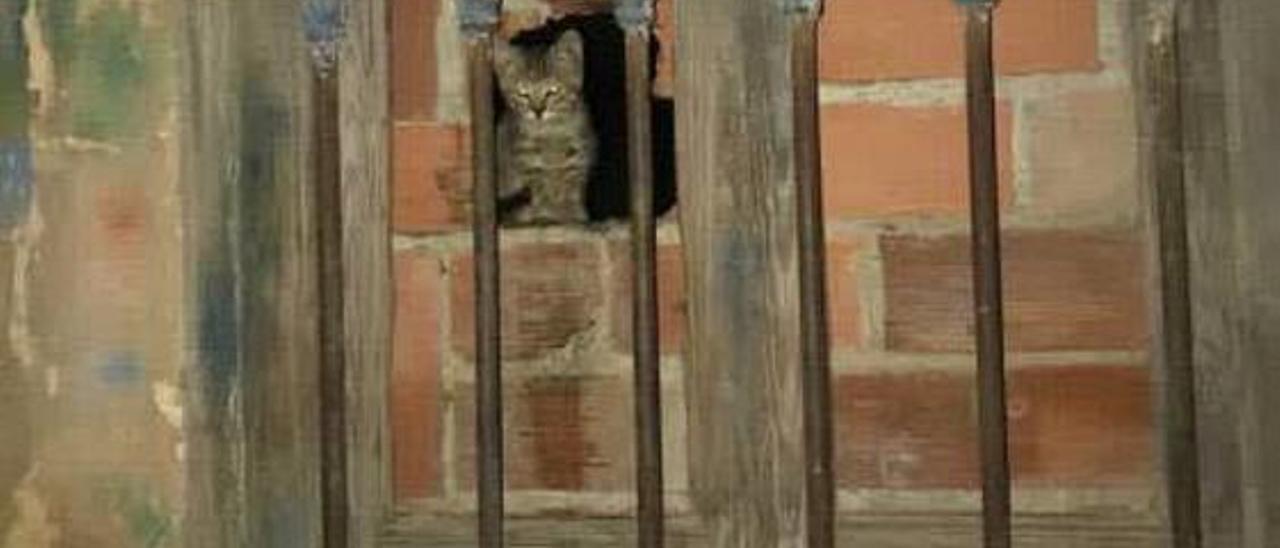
502, 14, 676, 223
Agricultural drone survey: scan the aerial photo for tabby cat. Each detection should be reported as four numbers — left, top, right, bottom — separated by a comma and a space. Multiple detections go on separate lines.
494, 30, 595, 225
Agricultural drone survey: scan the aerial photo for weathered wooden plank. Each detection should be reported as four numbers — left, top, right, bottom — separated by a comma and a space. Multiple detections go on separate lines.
378, 513, 1166, 548
182, 1, 323, 545
1209, 1, 1280, 545
674, 0, 806, 544
338, 0, 393, 545
181, 1, 250, 544
1165, 0, 1280, 545
0, 0, 33, 535
1213, 2, 1280, 542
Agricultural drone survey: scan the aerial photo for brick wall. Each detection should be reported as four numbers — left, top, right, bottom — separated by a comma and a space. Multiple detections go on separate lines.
389, 0, 1156, 517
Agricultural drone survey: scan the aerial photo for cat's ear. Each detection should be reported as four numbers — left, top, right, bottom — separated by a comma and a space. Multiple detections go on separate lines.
550, 30, 584, 87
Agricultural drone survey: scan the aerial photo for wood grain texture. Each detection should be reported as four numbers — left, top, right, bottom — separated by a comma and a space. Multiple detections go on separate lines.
1164, 0, 1280, 544
339, 0, 393, 545
378, 513, 1165, 547
182, 1, 323, 545
674, 0, 806, 544
183, 1, 390, 546
1165, 1, 1235, 546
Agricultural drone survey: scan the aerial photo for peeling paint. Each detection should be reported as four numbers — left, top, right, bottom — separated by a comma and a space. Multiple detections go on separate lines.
69, 4, 150, 139
22, 0, 53, 117
0, 142, 32, 232
100, 479, 175, 548
152, 381, 185, 463
2, 470, 57, 548
37, 0, 75, 82
8, 204, 42, 373
152, 381, 182, 429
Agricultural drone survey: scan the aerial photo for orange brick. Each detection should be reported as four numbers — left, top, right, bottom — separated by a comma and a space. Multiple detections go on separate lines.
1023, 88, 1139, 223
827, 239, 862, 348
390, 0, 440, 121
821, 102, 1014, 218
835, 370, 978, 489
1009, 365, 1154, 485
455, 375, 633, 491
608, 238, 861, 354
392, 123, 470, 233
820, 0, 1100, 82
608, 243, 686, 354
450, 243, 602, 361
882, 230, 1149, 352
391, 251, 445, 500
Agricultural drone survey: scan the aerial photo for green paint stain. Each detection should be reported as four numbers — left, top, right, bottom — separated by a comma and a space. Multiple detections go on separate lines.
37, 0, 77, 78
66, 3, 150, 140
98, 478, 176, 548
0, 0, 30, 136
36, 0, 155, 140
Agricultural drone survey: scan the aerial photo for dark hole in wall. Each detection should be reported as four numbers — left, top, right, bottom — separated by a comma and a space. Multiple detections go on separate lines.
497, 14, 677, 225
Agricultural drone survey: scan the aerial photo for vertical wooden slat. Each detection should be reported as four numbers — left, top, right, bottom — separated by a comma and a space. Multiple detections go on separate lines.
616, 0, 665, 545
958, 2, 1011, 547
1174, 0, 1280, 544
337, 0, 393, 544
184, 1, 327, 545
458, 0, 504, 544
675, 0, 806, 544
786, 0, 836, 545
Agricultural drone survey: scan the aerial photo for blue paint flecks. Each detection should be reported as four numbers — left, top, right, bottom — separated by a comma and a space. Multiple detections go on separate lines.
455, 0, 498, 33
197, 262, 240, 403
98, 351, 144, 386
302, 0, 343, 45
303, 0, 344, 70
613, 0, 653, 27
0, 140, 33, 231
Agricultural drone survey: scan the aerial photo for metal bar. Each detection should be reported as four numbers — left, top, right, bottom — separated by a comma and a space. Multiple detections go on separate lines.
616, 1, 665, 544
459, 0, 503, 544
311, 33, 349, 548
960, 3, 1011, 547
467, 38, 505, 548
787, 2, 836, 545
1144, 4, 1202, 544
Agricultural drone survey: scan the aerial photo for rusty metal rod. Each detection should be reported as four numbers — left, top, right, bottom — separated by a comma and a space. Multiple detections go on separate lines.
961, 3, 1011, 547
1145, 5, 1202, 545
313, 57, 350, 548
618, 8, 666, 546
789, 8, 836, 548
464, 26, 504, 548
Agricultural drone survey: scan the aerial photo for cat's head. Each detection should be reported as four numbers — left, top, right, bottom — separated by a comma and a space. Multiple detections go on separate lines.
494, 31, 585, 121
